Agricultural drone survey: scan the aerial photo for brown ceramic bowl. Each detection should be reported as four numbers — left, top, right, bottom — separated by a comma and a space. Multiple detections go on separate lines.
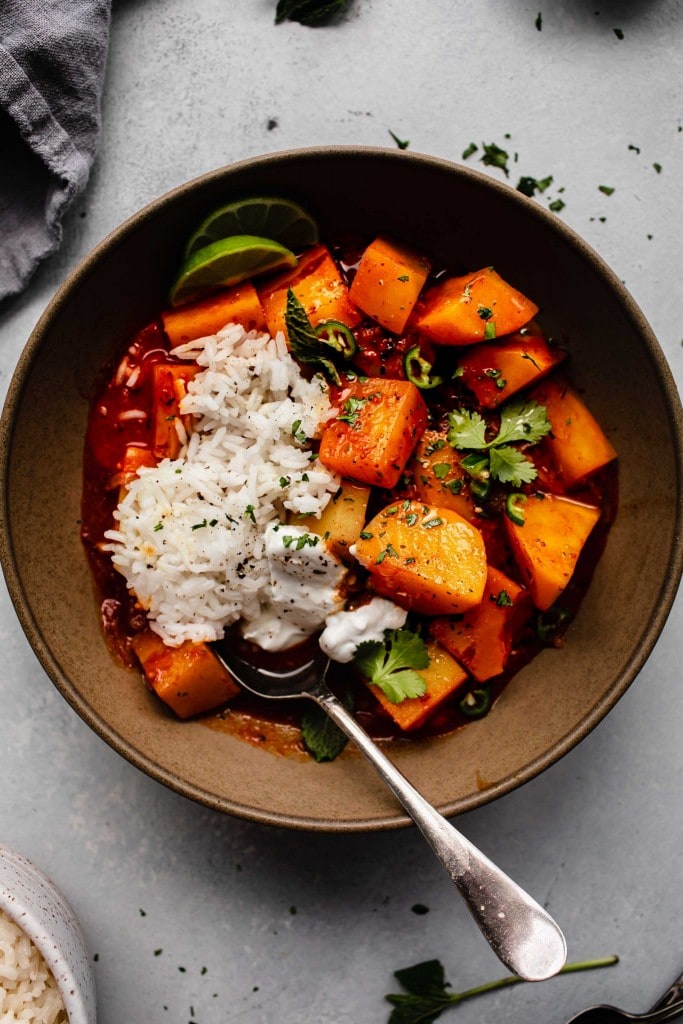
1, 147, 681, 831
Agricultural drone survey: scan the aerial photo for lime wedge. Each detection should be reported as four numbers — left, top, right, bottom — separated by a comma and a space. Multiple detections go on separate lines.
184, 196, 319, 259
169, 235, 298, 307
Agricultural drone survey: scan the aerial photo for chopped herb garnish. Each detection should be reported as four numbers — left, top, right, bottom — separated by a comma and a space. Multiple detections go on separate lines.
423, 516, 443, 529
433, 463, 451, 479
516, 174, 553, 197
480, 141, 510, 177
191, 520, 207, 530
153, 522, 163, 532
535, 11, 542, 29
389, 130, 410, 150
598, 184, 615, 195
354, 628, 429, 704
549, 198, 565, 212
461, 142, 478, 160
359, 530, 374, 540
484, 321, 497, 340
397, 274, 410, 282
279, 476, 290, 487
613, 27, 624, 38
496, 589, 514, 607
244, 505, 256, 523
477, 305, 493, 321
291, 418, 307, 443
653, 162, 662, 173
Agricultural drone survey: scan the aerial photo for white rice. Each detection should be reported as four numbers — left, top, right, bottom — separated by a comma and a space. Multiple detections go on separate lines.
0, 910, 67, 1023
105, 322, 341, 647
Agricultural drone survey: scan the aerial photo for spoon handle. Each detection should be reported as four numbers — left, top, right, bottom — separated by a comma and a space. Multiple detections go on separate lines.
312, 682, 567, 982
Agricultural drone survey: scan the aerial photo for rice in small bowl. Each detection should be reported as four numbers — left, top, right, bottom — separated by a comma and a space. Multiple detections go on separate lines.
0, 846, 96, 1024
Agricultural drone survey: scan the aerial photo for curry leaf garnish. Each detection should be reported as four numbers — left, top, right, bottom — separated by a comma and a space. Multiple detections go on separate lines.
275, 0, 350, 26
447, 399, 550, 488
285, 288, 342, 385
385, 956, 619, 1024
354, 628, 429, 704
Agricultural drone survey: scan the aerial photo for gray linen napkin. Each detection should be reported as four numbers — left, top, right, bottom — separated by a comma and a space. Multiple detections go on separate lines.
0, 0, 111, 302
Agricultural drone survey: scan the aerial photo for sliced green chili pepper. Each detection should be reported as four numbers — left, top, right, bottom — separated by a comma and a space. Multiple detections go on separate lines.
459, 686, 492, 718
505, 492, 527, 526
536, 606, 570, 645
314, 320, 357, 358
403, 345, 443, 389
460, 451, 491, 500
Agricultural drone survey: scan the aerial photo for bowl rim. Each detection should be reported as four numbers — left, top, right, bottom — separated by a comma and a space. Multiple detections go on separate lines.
0, 844, 96, 1024
1, 144, 682, 832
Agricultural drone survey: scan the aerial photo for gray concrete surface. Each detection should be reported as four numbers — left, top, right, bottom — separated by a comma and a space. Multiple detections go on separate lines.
1, 1, 682, 1021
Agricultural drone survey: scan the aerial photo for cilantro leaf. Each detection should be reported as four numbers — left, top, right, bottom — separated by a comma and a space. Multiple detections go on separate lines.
495, 398, 552, 446
446, 399, 550, 489
394, 960, 448, 996
301, 692, 353, 761
489, 445, 538, 484
275, 0, 349, 26
354, 628, 429, 704
446, 408, 487, 450
284, 288, 342, 384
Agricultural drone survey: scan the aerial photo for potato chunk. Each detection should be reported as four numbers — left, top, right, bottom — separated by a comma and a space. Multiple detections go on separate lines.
132, 629, 239, 719
348, 235, 431, 334
352, 500, 487, 615
368, 641, 468, 731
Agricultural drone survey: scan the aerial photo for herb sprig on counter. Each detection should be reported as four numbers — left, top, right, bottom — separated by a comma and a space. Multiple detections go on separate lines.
385, 955, 619, 1024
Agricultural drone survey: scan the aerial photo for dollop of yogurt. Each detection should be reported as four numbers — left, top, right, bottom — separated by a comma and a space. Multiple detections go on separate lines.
241, 522, 347, 651
319, 597, 408, 663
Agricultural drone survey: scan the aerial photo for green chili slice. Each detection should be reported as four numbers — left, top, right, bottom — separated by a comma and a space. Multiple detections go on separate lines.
314, 320, 357, 358
505, 492, 527, 526
403, 345, 443, 389
459, 686, 493, 718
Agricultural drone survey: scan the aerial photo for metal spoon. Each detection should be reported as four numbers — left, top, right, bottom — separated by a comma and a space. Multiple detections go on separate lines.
213, 640, 567, 982
563, 966, 683, 1024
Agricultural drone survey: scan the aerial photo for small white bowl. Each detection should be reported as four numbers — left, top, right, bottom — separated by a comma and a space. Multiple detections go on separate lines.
0, 845, 96, 1023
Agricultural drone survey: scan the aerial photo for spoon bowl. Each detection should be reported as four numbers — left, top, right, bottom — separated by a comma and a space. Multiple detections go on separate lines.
213, 638, 567, 982
562, 968, 683, 1024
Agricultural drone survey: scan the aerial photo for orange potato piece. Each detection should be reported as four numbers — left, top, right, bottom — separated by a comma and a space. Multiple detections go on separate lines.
431, 567, 527, 682
295, 480, 371, 562
368, 641, 468, 731
257, 244, 362, 338
504, 492, 601, 611
414, 267, 539, 346
161, 282, 267, 345
151, 363, 199, 460
353, 500, 487, 615
132, 630, 239, 719
319, 378, 428, 489
348, 235, 432, 334
531, 380, 618, 487
411, 428, 478, 522
458, 334, 566, 409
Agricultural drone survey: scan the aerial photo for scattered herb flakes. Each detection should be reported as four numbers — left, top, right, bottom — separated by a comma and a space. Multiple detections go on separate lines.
653, 162, 662, 173
385, 956, 619, 1024
549, 198, 565, 213
411, 903, 430, 915
461, 142, 478, 160
154, 949, 163, 956
535, 11, 542, 30
480, 141, 510, 177
139, 908, 147, 916
516, 174, 553, 197
354, 628, 429, 704
613, 27, 624, 39
598, 184, 615, 195
289, 906, 298, 915
389, 130, 410, 150
628, 143, 641, 153
275, 0, 350, 26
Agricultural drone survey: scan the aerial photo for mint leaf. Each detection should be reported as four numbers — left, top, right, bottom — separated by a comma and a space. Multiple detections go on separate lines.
489, 445, 538, 484
285, 289, 341, 384
275, 0, 349, 26
354, 629, 429, 704
394, 960, 448, 996
301, 692, 353, 761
